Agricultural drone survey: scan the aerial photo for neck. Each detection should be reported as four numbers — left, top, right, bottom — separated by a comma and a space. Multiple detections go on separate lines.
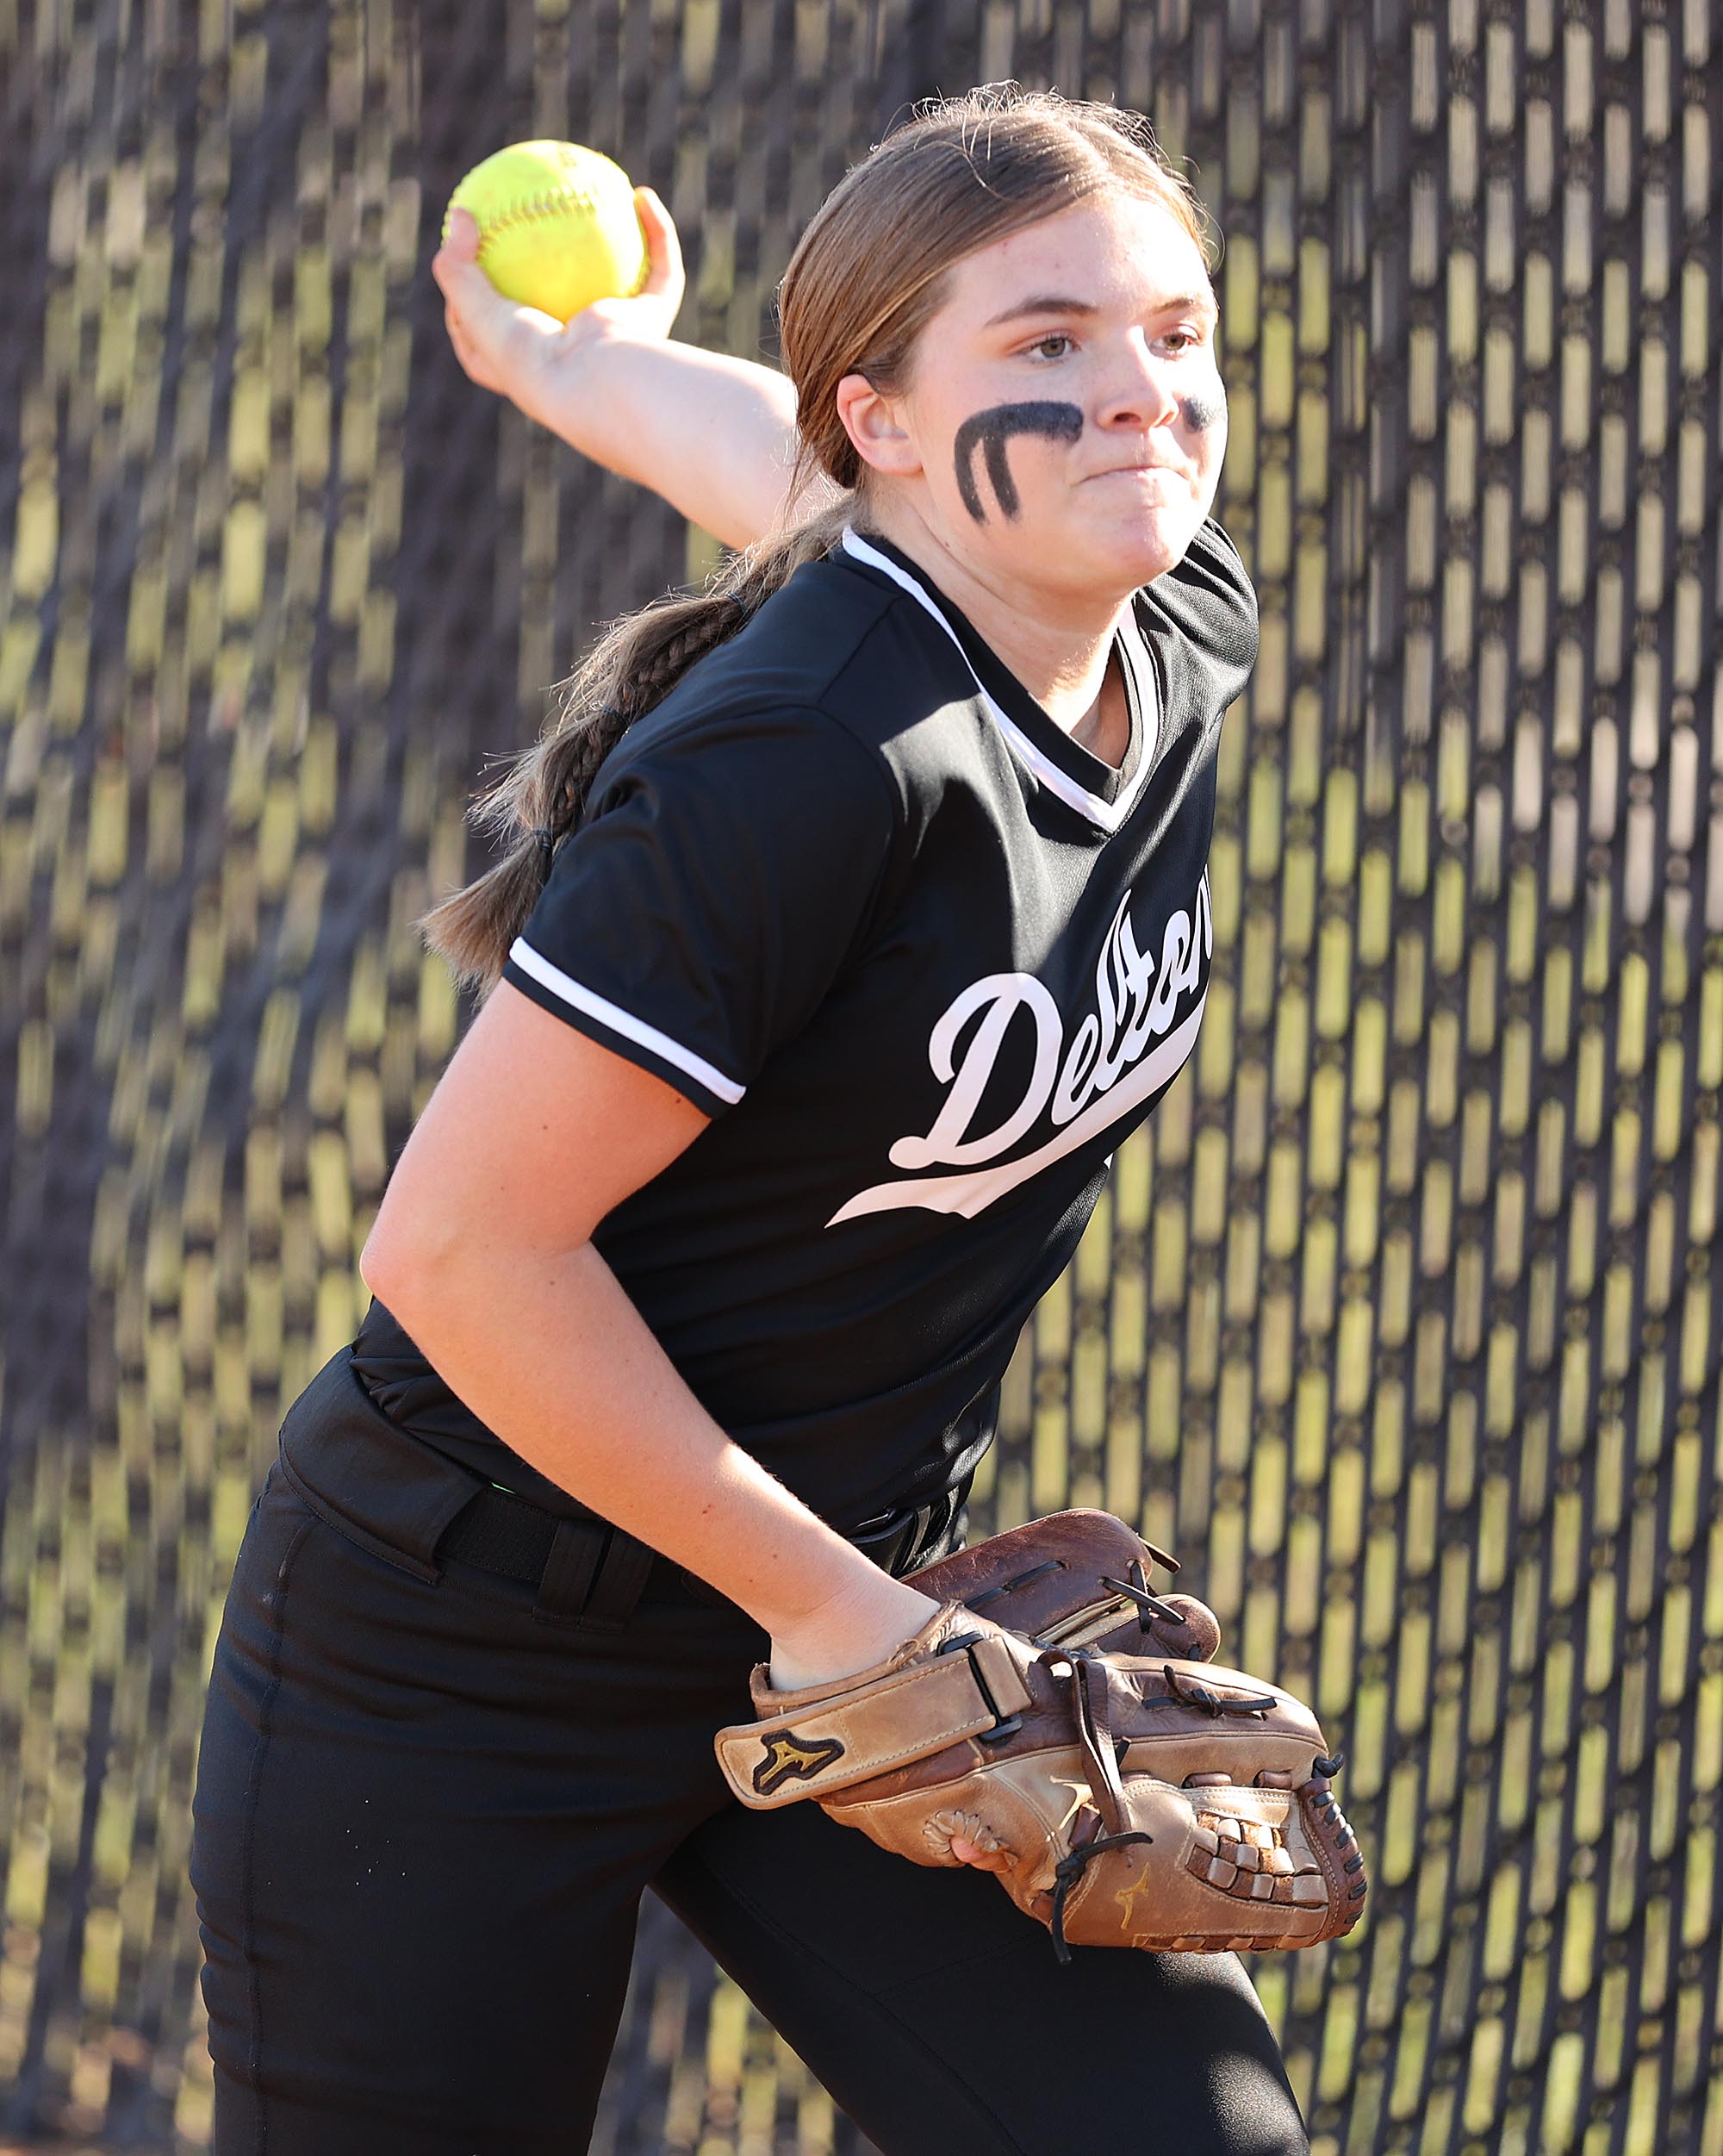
858, 495, 1133, 734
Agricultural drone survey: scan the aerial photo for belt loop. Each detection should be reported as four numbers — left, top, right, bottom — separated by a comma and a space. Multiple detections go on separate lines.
919, 1488, 955, 1563
575, 1530, 656, 1633
532, 1519, 606, 1626
531, 1521, 658, 1633
849, 1511, 916, 1574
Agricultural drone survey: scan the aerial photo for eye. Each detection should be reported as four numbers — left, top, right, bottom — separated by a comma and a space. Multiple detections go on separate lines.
1026, 332, 1075, 361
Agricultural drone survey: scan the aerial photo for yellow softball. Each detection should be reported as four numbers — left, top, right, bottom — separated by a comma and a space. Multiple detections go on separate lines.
443, 141, 650, 323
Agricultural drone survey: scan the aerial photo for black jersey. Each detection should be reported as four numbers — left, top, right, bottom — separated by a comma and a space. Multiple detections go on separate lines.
355, 521, 1257, 1532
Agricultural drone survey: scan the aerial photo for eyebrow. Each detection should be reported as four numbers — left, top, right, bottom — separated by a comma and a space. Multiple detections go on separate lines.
982, 289, 1220, 331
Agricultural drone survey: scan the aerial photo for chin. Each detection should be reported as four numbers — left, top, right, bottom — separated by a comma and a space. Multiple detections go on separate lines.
1064, 511, 1201, 593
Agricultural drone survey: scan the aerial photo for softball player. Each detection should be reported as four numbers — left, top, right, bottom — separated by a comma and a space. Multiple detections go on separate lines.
190, 87, 1309, 2155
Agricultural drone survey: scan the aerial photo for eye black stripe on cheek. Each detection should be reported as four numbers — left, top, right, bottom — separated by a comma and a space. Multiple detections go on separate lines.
953, 402, 1085, 521
982, 429, 1021, 519
1178, 389, 1227, 433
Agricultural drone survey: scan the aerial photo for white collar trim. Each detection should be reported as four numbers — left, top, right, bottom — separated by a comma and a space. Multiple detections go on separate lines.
840, 527, 1158, 834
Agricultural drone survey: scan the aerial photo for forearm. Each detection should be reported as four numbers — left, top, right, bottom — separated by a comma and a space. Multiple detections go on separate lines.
372, 1239, 893, 1636
521, 330, 821, 551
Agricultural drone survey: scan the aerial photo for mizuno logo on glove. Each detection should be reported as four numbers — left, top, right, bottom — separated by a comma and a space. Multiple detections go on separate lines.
751, 1729, 847, 1796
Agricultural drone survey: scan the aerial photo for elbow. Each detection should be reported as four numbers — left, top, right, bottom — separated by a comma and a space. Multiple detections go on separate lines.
358, 1217, 411, 1324
358, 1193, 464, 1338
357, 1219, 398, 1309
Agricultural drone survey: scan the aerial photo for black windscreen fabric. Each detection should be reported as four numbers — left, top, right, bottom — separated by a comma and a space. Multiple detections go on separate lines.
0, 2, 1716, 2149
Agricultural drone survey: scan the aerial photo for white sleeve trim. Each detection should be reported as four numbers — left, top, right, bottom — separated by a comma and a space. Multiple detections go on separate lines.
506, 938, 747, 1106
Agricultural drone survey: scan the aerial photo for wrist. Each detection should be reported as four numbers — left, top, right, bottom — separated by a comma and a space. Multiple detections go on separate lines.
763, 1569, 948, 1692
519, 321, 659, 461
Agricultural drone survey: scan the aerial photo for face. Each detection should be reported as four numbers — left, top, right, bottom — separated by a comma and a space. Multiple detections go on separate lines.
838, 190, 1227, 601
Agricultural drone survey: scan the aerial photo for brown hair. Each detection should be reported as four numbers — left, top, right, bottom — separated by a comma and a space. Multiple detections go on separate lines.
422, 84, 1213, 992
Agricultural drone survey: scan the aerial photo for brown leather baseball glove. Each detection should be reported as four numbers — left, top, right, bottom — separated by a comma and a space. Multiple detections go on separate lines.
713, 1509, 1366, 1962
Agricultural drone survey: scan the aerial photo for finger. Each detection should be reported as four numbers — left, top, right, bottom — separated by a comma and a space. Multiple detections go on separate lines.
443, 301, 476, 367
949, 1837, 1013, 1874
634, 185, 684, 297
442, 203, 481, 259
431, 207, 487, 300
443, 296, 479, 357
441, 301, 499, 389
433, 251, 521, 345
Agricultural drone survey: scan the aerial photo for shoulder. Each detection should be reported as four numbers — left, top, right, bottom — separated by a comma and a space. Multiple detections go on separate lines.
1138, 517, 1258, 661
582, 671, 900, 861
1135, 516, 1258, 723
587, 552, 931, 826
662, 551, 907, 729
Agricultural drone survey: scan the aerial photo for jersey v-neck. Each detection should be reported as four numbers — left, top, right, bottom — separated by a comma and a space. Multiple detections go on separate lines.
837, 527, 1161, 833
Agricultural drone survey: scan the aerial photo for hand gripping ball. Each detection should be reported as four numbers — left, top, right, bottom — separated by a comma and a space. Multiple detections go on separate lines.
443, 140, 650, 322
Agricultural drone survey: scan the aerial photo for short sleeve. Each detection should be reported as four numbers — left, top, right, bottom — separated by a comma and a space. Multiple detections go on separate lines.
501, 705, 898, 1118
1136, 516, 1260, 722
1141, 516, 1258, 664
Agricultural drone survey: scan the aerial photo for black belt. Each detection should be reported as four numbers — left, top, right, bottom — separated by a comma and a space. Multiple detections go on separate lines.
280, 1349, 980, 1637
438, 1469, 975, 1623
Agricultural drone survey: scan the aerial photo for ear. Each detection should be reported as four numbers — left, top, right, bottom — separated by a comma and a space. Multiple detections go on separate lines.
836, 371, 923, 483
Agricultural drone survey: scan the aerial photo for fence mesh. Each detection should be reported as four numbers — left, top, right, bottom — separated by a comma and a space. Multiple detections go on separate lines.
1, 1, 1719, 2149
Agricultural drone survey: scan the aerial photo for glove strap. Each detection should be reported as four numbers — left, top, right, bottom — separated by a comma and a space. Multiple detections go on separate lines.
714, 1631, 1034, 1810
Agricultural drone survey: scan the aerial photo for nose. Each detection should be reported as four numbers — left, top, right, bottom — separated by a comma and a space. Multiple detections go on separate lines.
1094, 331, 1181, 435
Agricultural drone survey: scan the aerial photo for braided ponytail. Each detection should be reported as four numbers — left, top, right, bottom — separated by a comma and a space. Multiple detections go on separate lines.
419, 498, 850, 994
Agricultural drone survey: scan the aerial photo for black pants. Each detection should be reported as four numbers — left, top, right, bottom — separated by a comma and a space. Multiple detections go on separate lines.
190, 1357, 1310, 2155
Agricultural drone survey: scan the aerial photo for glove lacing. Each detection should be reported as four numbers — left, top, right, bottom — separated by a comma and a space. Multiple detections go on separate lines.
1037, 1646, 1289, 1963
1038, 1646, 1158, 1966
1048, 1831, 1156, 1966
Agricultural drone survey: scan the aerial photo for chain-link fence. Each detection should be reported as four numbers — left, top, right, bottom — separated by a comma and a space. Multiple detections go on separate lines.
1, 1, 1719, 2149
